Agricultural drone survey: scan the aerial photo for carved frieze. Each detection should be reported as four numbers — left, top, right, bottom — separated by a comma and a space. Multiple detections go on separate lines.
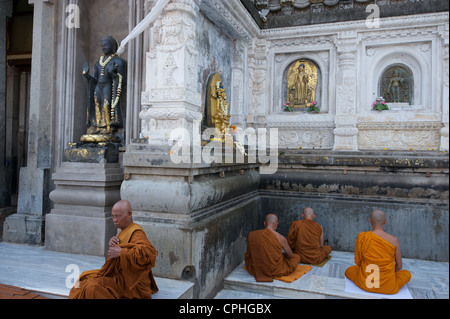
357, 122, 442, 150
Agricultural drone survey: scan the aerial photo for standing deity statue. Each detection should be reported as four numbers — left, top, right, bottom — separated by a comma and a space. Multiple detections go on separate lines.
388, 71, 405, 103
293, 63, 309, 105
81, 36, 127, 143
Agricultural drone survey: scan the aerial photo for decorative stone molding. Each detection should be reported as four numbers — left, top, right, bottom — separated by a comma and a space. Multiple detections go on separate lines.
357, 122, 442, 150
141, 0, 203, 145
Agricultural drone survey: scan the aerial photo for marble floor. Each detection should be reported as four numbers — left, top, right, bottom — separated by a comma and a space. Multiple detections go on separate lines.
1, 242, 447, 299
216, 251, 449, 299
0, 242, 193, 299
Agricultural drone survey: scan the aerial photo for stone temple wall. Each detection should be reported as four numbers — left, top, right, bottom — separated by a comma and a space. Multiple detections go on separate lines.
3, 0, 447, 299
249, 11, 449, 152
259, 150, 449, 262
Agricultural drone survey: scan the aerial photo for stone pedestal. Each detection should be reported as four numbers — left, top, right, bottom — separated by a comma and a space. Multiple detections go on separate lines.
121, 144, 261, 298
45, 144, 123, 256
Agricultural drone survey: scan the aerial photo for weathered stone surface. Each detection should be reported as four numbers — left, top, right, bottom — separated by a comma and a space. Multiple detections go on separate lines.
63, 143, 120, 164
241, 0, 449, 29
261, 192, 449, 262
259, 150, 449, 262
46, 162, 123, 256
121, 143, 262, 298
261, 150, 449, 200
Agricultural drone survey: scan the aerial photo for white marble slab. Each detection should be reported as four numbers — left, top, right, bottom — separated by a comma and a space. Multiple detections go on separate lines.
0, 243, 193, 299
218, 251, 449, 299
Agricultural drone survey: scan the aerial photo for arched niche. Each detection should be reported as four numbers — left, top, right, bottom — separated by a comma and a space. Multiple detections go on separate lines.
364, 47, 429, 112
282, 58, 322, 112
379, 64, 414, 105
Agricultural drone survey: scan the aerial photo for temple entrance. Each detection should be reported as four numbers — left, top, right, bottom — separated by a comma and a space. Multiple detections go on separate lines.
0, 0, 33, 236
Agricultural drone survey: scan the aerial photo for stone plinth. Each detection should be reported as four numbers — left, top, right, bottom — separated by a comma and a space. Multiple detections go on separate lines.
46, 144, 123, 256
3, 167, 50, 245
121, 143, 261, 298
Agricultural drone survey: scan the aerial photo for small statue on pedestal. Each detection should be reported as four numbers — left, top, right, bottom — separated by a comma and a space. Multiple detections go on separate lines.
81, 35, 127, 143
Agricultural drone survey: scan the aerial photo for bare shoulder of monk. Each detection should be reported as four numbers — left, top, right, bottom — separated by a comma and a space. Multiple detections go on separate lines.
373, 230, 399, 249
275, 230, 287, 243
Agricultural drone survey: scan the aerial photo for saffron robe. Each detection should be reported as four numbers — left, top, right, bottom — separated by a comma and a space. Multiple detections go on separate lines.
287, 219, 332, 265
69, 223, 158, 299
245, 228, 300, 282
345, 231, 411, 295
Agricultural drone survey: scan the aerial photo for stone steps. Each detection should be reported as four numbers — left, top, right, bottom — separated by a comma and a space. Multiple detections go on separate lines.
215, 251, 449, 299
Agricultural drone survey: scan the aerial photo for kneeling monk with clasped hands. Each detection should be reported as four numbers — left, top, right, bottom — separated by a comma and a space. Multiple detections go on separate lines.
69, 200, 158, 299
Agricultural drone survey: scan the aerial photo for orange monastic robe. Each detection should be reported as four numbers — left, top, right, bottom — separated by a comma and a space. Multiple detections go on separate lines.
287, 219, 332, 265
245, 228, 300, 282
345, 231, 411, 295
69, 223, 158, 299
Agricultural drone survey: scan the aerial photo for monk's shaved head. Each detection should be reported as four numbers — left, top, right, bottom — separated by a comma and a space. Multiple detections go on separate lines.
303, 207, 314, 217
370, 210, 386, 226
112, 200, 133, 230
113, 200, 132, 213
265, 214, 278, 225
302, 207, 315, 220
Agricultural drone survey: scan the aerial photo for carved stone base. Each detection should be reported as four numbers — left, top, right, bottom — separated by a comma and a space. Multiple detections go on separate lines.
46, 162, 123, 256
80, 134, 120, 144
357, 122, 442, 151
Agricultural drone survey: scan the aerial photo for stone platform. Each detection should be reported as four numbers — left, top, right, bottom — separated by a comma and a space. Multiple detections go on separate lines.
0, 242, 447, 299
0, 243, 193, 299
215, 251, 449, 299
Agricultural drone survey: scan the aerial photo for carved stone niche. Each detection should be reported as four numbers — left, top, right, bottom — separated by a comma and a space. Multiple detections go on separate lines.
273, 50, 330, 114
379, 64, 414, 105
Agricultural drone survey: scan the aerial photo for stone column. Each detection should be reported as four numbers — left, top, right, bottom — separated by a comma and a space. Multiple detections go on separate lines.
3, 0, 55, 245
230, 39, 246, 128
440, 42, 449, 151
246, 39, 268, 128
0, 0, 13, 240
0, 0, 12, 208
140, 0, 202, 146
121, 0, 262, 298
334, 31, 359, 151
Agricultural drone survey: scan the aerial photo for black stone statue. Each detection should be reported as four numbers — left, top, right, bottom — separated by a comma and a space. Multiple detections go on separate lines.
81, 35, 127, 143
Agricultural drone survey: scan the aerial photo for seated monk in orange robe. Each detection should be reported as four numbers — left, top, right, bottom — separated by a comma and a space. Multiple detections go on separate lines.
69, 200, 158, 299
345, 210, 411, 295
287, 207, 332, 265
245, 214, 301, 282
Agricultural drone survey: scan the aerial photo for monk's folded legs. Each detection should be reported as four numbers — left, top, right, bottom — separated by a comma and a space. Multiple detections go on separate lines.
71, 276, 123, 299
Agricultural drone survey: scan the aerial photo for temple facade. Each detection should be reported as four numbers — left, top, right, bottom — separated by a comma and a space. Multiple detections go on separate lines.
0, 0, 448, 298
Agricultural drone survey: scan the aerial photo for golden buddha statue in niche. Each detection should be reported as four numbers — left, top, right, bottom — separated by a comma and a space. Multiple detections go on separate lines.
205, 73, 231, 142
287, 60, 318, 107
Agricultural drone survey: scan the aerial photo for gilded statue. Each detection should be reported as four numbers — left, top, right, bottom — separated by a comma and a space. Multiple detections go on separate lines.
205, 73, 231, 142
287, 60, 318, 107
81, 35, 127, 143
294, 63, 309, 104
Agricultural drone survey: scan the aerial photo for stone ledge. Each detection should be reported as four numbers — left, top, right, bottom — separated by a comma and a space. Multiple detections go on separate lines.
277, 149, 449, 170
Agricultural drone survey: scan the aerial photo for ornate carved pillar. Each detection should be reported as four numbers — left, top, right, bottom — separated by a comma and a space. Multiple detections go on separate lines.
3, 0, 56, 245
334, 31, 359, 151
140, 0, 202, 146
246, 39, 268, 127
440, 24, 449, 151
230, 39, 246, 128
